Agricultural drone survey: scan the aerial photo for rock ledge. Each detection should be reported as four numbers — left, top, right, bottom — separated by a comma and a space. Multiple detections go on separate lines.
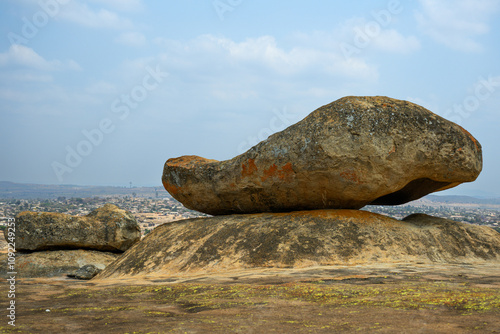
96, 210, 500, 279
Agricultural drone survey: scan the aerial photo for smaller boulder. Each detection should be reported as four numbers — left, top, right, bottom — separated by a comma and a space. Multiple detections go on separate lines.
0, 249, 119, 278
68, 264, 102, 280
10, 204, 140, 252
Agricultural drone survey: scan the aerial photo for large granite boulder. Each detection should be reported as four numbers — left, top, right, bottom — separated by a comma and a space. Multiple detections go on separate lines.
95, 211, 500, 279
11, 204, 140, 252
0, 250, 119, 278
162, 96, 482, 215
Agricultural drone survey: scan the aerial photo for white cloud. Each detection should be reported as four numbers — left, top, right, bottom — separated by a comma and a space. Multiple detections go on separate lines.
115, 32, 147, 47
0, 45, 81, 71
89, 0, 143, 12
372, 29, 421, 53
292, 21, 420, 58
58, 1, 134, 29
155, 34, 378, 81
415, 0, 500, 52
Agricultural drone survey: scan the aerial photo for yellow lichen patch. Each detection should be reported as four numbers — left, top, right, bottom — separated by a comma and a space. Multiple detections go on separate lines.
166, 155, 218, 168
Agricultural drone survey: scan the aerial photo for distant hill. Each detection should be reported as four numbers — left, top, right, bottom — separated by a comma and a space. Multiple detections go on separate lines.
1, 181, 499, 205
0, 181, 169, 199
426, 195, 500, 205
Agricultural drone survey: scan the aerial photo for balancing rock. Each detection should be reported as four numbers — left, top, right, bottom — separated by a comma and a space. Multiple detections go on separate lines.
162, 96, 482, 215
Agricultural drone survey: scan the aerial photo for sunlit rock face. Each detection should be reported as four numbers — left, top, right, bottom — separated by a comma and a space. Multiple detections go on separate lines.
162, 96, 482, 215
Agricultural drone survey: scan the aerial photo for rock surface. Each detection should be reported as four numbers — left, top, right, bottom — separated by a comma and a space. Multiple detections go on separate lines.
11, 204, 140, 252
68, 264, 102, 280
0, 249, 119, 278
96, 211, 500, 279
162, 96, 482, 215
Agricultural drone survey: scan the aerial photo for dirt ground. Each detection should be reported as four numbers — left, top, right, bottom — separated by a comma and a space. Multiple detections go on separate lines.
1, 262, 499, 333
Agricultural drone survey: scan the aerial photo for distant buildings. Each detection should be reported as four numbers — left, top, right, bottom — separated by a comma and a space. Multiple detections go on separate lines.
0, 197, 498, 234
0, 196, 208, 235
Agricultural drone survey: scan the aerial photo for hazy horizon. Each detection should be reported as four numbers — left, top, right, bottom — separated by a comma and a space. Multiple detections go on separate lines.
2, 180, 500, 201
1, 1, 500, 197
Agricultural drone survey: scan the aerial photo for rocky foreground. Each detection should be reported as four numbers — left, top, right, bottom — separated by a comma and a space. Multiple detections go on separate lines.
7, 261, 500, 333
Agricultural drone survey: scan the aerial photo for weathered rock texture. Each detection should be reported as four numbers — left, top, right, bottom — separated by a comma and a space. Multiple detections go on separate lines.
11, 204, 140, 252
68, 264, 102, 280
163, 96, 482, 215
96, 211, 500, 279
0, 250, 119, 278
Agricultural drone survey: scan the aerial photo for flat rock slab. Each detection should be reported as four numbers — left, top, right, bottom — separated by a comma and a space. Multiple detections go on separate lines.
91, 262, 500, 286
162, 96, 482, 215
0, 249, 119, 278
10, 204, 141, 252
96, 210, 500, 279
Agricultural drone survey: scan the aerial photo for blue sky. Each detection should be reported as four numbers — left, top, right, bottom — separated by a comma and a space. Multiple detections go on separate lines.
1, 0, 500, 197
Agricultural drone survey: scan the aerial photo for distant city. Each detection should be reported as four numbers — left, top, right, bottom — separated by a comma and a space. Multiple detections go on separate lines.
0, 195, 207, 236
365, 204, 500, 233
0, 182, 499, 235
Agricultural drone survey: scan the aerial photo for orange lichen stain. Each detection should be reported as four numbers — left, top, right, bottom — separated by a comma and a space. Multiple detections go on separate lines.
275, 209, 395, 224
332, 209, 384, 220
162, 179, 182, 196
295, 209, 332, 219
281, 162, 294, 175
261, 164, 278, 181
459, 126, 480, 152
261, 162, 295, 182
340, 170, 362, 184
241, 158, 258, 178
